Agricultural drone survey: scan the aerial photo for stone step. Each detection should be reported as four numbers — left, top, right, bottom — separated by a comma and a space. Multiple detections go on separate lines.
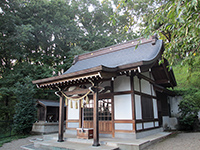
23, 132, 172, 150
22, 139, 119, 150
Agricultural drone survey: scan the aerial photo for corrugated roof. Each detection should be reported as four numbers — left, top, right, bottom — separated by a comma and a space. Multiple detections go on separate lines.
64, 39, 162, 74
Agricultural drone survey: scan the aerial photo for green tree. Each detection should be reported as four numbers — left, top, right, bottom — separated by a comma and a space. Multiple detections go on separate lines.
178, 93, 199, 131
14, 0, 82, 72
141, 0, 200, 66
71, 0, 137, 51
0, 0, 82, 121
13, 77, 36, 134
114, 0, 199, 66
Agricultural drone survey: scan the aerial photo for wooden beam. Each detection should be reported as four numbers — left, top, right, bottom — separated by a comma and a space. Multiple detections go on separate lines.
100, 72, 117, 79
162, 60, 174, 87
58, 95, 64, 142
155, 79, 170, 85
92, 83, 100, 147
136, 73, 154, 84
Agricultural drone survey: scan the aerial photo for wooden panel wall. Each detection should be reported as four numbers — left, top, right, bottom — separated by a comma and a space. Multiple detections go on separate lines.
84, 121, 112, 134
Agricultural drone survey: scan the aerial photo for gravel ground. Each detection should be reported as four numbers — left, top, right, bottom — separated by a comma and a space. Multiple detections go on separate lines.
0, 135, 42, 150
144, 132, 200, 150
0, 132, 200, 150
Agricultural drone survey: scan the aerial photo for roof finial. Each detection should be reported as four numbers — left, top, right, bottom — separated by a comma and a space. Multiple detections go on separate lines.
72, 55, 79, 65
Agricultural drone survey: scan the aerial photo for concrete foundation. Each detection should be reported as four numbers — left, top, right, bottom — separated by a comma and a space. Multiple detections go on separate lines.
163, 116, 178, 130
32, 121, 66, 134
136, 128, 163, 139
22, 131, 172, 150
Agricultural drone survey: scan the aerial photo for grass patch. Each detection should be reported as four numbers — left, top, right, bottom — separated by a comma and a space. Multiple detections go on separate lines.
0, 134, 29, 147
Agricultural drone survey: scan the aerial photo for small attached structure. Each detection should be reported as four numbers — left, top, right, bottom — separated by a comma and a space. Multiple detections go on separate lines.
32, 36, 176, 145
36, 99, 66, 122
32, 99, 66, 134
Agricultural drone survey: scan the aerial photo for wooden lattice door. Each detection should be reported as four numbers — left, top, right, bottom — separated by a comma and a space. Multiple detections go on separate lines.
83, 98, 112, 134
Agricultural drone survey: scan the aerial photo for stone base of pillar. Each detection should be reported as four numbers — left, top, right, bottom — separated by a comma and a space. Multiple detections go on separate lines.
92, 143, 100, 147
57, 139, 64, 142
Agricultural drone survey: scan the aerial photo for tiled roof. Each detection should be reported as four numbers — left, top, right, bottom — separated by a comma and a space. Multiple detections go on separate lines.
32, 36, 177, 89
64, 39, 162, 74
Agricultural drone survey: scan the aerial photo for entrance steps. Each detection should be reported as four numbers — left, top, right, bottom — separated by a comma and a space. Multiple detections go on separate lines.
21, 132, 171, 150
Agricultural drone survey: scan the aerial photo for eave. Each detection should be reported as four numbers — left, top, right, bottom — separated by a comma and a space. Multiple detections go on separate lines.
32, 65, 119, 89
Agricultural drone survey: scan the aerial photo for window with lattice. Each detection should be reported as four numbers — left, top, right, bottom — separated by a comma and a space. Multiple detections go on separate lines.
84, 99, 112, 121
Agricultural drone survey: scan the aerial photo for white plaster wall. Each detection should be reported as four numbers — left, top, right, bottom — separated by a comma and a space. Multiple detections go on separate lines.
169, 96, 182, 117
135, 95, 142, 119
114, 75, 130, 92
134, 76, 140, 92
153, 99, 158, 119
136, 123, 143, 130
68, 101, 79, 120
114, 94, 132, 120
67, 122, 79, 128
141, 79, 151, 95
144, 122, 154, 129
155, 121, 159, 127
115, 123, 133, 130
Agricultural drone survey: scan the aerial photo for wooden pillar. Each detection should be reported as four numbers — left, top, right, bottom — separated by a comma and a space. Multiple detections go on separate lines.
79, 100, 82, 128
92, 83, 100, 147
58, 95, 64, 142
130, 74, 136, 132
44, 106, 47, 122
111, 80, 115, 138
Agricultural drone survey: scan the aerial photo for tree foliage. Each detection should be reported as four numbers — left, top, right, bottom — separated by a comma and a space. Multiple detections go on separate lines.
173, 55, 200, 131
0, 0, 137, 129
142, 0, 200, 66
116, 0, 200, 67
13, 77, 36, 134
0, 0, 82, 124
71, 0, 138, 51
114, 0, 200, 131
178, 94, 199, 131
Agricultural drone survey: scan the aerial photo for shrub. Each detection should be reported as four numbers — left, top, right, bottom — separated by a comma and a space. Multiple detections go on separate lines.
178, 94, 200, 131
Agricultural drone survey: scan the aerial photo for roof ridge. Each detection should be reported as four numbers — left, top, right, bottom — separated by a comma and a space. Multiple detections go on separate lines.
74, 36, 154, 63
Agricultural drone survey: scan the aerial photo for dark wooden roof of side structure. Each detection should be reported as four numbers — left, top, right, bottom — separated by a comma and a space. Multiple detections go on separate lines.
32, 36, 177, 90
36, 99, 61, 107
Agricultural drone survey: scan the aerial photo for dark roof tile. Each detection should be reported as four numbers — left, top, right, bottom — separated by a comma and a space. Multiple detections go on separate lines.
64, 40, 162, 74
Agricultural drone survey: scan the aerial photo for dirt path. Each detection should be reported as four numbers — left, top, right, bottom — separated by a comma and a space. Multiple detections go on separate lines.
144, 132, 200, 150
1, 132, 200, 150
0, 135, 42, 150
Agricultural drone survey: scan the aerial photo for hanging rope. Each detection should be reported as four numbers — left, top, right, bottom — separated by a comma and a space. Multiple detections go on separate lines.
59, 90, 91, 101
55, 79, 94, 108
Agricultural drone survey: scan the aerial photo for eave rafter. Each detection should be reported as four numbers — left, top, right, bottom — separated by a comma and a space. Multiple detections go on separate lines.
151, 59, 176, 88
36, 72, 102, 89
